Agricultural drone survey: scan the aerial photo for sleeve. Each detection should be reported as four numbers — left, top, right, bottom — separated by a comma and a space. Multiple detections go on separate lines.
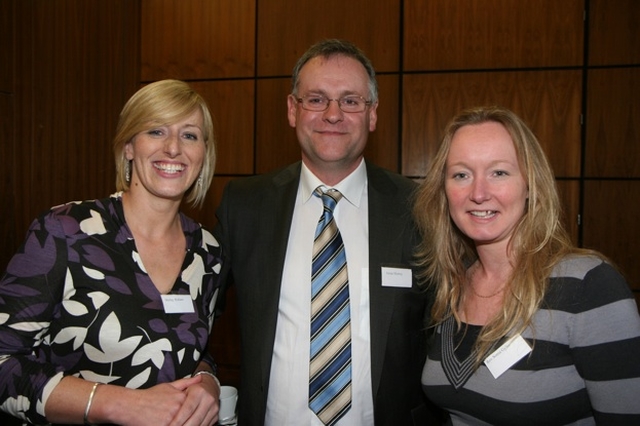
0, 211, 69, 424
570, 261, 640, 423
192, 225, 223, 376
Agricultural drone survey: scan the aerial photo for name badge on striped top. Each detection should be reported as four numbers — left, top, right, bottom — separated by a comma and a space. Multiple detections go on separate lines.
484, 334, 532, 379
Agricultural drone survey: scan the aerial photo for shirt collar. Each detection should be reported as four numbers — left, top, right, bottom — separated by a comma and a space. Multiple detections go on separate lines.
300, 159, 367, 208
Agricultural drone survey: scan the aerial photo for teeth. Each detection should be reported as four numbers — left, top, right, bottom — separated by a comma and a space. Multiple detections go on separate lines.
154, 163, 184, 173
470, 211, 496, 218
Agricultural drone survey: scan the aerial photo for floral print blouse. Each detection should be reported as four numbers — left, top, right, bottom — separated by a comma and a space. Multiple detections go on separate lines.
0, 193, 222, 424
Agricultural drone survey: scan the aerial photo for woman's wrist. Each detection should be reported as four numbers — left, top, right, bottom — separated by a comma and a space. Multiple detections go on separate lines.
83, 382, 101, 425
192, 370, 221, 388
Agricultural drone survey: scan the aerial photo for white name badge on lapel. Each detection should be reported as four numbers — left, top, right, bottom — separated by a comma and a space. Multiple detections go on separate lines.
484, 334, 532, 379
381, 266, 412, 288
161, 294, 195, 314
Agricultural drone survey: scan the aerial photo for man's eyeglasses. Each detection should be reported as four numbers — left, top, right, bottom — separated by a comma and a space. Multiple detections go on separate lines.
295, 94, 372, 113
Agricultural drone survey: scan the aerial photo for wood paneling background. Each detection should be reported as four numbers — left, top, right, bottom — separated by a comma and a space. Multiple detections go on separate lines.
402, 70, 583, 178
3, 0, 139, 268
403, 0, 584, 70
256, 0, 400, 75
3, 0, 639, 391
141, 0, 255, 80
1, 0, 13, 278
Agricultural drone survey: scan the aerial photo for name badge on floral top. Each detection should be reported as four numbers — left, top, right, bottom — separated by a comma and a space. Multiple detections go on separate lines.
161, 294, 195, 314
484, 334, 532, 379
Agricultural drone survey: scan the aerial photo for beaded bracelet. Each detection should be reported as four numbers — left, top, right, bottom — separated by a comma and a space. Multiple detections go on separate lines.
83, 382, 101, 425
193, 370, 221, 388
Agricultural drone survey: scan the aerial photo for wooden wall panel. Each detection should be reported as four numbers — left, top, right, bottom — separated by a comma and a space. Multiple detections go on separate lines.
0, 0, 14, 272
5, 0, 139, 273
182, 175, 231, 229
190, 80, 255, 176
0, 94, 14, 274
363, 75, 400, 173
141, 0, 255, 81
589, 0, 640, 66
583, 180, 640, 290
585, 68, 640, 178
0, 0, 11, 92
255, 78, 300, 174
556, 180, 580, 246
402, 70, 583, 178
404, 0, 584, 71
257, 0, 400, 75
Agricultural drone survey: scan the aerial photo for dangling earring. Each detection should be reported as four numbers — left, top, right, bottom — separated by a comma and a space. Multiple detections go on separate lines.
125, 160, 131, 183
197, 174, 203, 187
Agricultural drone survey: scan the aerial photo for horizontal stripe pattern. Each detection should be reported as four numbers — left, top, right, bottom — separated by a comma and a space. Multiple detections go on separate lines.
423, 256, 640, 425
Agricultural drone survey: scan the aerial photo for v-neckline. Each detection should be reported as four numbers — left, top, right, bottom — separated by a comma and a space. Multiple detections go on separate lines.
113, 194, 190, 296
440, 316, 481, 390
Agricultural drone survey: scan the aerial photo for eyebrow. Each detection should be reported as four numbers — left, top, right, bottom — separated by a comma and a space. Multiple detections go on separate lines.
303, 89, 363, 97
446, 159, 518, 168
181, 123, 203, 131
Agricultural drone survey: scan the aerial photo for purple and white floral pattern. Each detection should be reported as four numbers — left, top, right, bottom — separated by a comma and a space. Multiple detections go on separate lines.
0, 193, 222, 424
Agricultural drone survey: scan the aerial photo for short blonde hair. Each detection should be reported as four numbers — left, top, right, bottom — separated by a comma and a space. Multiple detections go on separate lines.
114, 79, 216, 208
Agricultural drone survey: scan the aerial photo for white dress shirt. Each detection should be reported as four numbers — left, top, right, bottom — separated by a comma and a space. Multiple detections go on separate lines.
265, 159, 374, 425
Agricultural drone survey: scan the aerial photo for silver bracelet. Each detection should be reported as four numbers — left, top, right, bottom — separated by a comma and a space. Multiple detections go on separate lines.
192, 370, 221, 388
83, 382, 101, 425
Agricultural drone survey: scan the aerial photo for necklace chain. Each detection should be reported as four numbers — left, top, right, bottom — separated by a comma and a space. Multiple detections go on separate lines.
467, 262, 506, 298
468, 283, 505, 298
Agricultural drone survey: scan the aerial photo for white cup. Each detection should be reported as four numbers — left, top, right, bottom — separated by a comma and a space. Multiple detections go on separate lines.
219, 385, 238, 424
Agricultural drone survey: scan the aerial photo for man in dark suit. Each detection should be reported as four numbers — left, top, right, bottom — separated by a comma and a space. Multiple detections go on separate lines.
215, 39, 438, 425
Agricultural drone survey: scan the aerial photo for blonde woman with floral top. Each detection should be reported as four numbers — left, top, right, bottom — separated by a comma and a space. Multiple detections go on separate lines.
0, 80, 223, 426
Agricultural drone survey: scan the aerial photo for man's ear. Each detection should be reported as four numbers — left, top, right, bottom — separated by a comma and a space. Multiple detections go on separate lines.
368, 101, 379, 132
287, 94, 298, 128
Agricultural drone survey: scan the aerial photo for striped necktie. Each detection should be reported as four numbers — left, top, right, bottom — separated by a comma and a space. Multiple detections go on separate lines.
309, 188, 352, 426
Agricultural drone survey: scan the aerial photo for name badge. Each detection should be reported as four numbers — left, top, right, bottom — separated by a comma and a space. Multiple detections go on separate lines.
381, 266, 412, 288
161, 294, 195, 314
484, 334, 532, 379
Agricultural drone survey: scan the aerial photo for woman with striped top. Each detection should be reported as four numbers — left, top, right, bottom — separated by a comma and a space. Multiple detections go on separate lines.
413, 106, 640, 425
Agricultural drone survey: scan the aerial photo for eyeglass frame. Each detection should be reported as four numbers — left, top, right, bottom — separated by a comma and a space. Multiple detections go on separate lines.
293, 94, 373, 113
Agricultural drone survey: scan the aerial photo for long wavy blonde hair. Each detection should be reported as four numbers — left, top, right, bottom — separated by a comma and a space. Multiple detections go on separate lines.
413, 106, 591, 365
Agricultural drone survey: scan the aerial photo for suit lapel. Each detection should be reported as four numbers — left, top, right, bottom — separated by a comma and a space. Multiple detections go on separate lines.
366, 163, 411, 398
257, 163, 302, 387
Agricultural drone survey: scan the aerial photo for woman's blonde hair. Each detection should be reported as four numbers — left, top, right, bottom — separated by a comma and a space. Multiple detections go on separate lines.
113, 79, 216, 208
413, 105, 590, 365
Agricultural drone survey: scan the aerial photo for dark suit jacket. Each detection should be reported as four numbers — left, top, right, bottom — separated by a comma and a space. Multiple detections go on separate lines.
214, 161, 441, 425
